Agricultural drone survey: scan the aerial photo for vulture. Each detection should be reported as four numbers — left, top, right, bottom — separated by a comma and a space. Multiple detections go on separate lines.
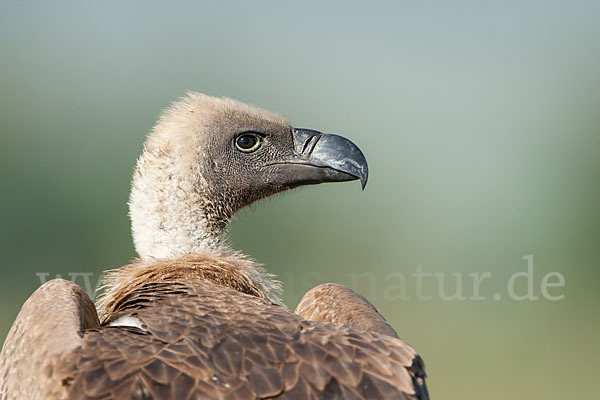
0, 93, 429, 400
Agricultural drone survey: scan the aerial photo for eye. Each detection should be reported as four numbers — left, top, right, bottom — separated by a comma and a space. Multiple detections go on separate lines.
235, 133, 262, 153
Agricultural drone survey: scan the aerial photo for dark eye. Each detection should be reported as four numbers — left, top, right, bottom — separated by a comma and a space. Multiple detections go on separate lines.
235, 133, 261, 152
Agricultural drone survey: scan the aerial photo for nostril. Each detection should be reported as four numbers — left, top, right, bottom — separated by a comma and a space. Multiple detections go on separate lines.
301, 133, 322, 158
292, 128, 323, 157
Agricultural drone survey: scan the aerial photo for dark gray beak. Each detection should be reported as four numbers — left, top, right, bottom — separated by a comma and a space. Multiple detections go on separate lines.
270, 128, 368, 190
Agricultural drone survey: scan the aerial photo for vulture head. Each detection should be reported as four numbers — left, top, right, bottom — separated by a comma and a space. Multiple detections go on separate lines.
130, 93, 368, 259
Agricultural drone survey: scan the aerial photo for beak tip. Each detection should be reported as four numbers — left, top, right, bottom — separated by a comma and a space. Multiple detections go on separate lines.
360, 165, 368, 190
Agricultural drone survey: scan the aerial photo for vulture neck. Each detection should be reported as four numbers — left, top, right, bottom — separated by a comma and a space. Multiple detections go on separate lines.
129, 142, 229, 260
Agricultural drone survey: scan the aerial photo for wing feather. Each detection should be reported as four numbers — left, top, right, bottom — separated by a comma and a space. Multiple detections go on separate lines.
295, 283, 398, 338
0, 279, 99, 399
2, 279, 428, 399
63, 281, 428, 399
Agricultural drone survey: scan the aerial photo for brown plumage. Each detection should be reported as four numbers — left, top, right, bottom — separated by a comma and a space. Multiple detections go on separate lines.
0, 93, 429, 399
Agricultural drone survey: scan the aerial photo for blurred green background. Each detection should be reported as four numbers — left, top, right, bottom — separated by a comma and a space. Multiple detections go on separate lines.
1, 1, 599, 398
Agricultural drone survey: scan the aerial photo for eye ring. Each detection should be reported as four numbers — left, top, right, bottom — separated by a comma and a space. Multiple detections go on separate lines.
235, 133, 262, 153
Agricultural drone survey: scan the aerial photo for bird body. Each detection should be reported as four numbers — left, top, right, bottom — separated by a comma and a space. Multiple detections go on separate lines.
0, 93, 429, 399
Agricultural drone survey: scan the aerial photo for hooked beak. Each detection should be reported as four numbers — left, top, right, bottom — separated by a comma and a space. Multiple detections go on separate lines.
269, 128, 369, 190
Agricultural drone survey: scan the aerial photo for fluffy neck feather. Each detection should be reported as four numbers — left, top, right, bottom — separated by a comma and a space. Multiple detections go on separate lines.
97, 250, 282, 321
129, 139, 228, 259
